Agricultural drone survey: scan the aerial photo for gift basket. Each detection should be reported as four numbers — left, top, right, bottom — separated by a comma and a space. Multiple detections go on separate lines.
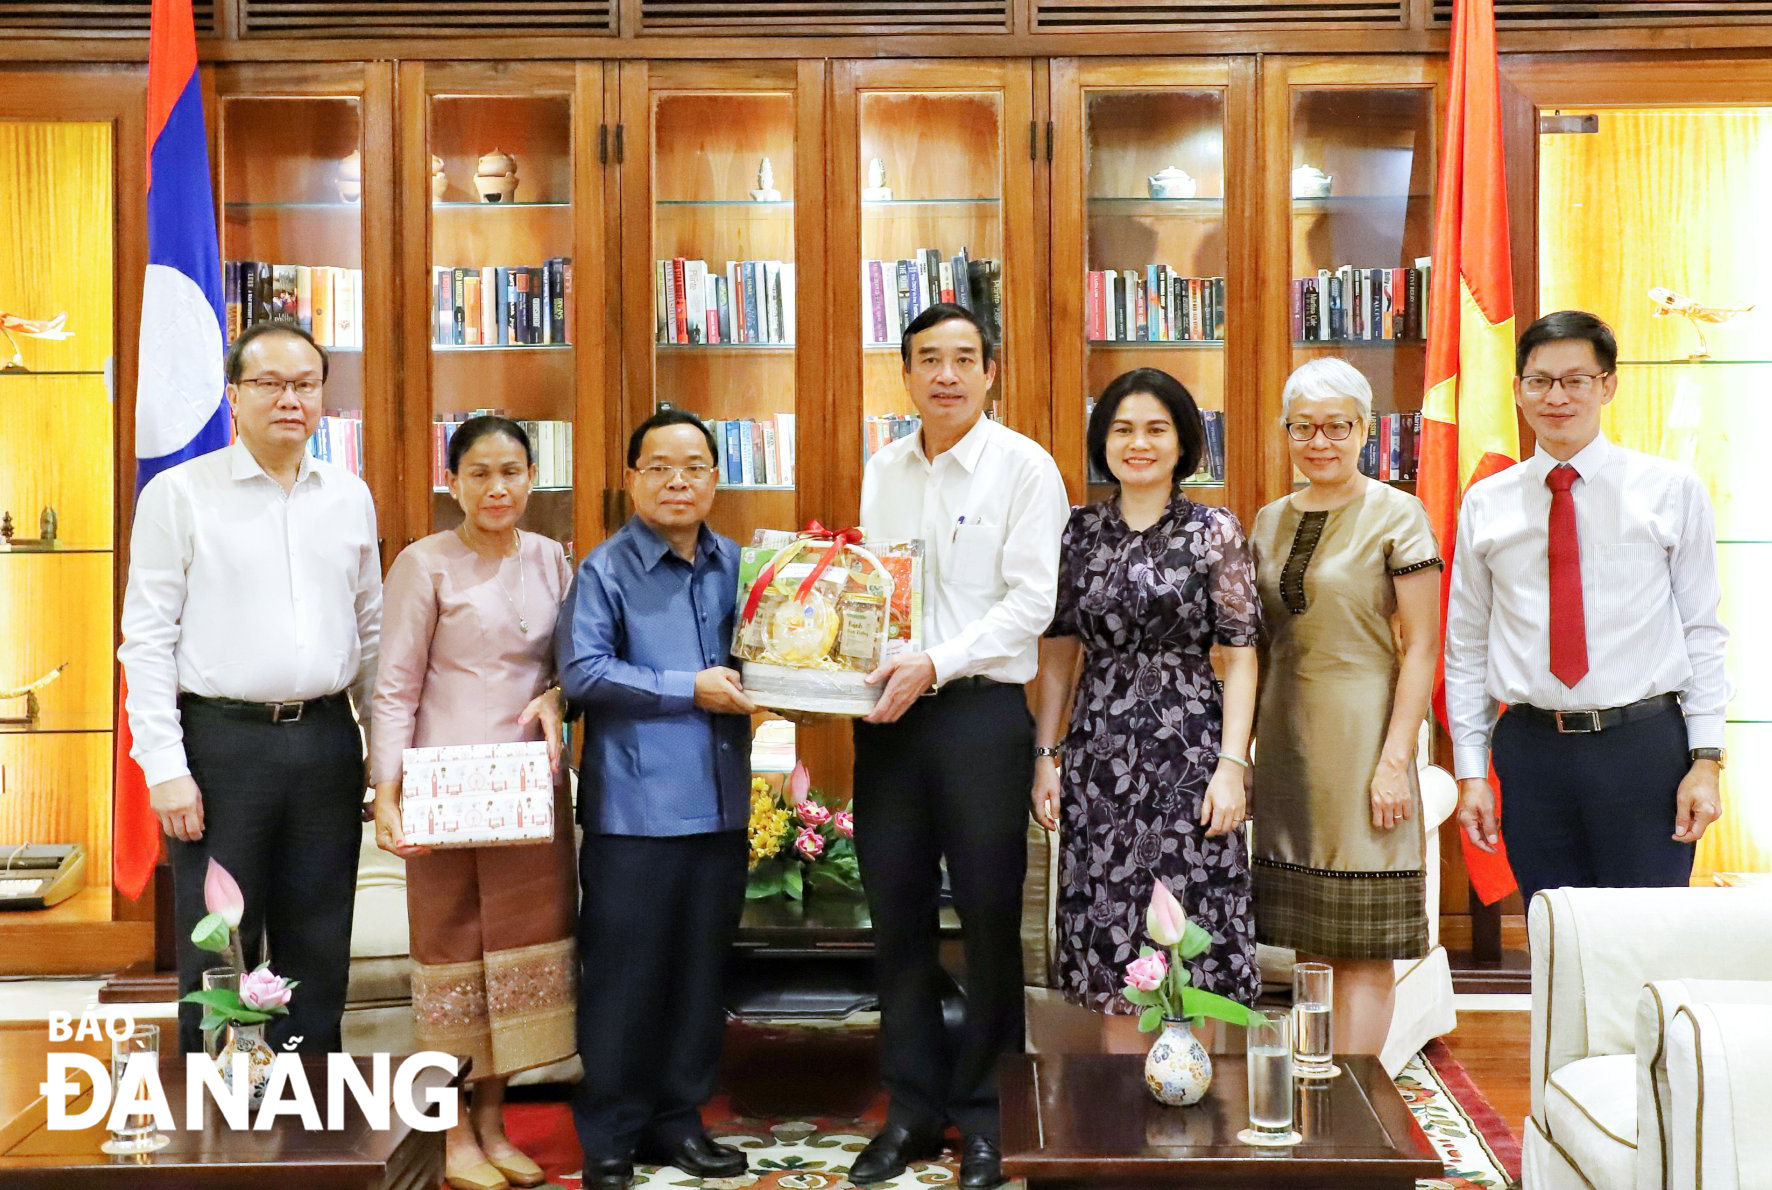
732, 523, 923, 716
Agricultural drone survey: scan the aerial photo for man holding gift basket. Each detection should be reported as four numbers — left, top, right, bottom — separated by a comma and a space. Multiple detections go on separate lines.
555, 409, 757, 1190
848, 303, 1070, 1189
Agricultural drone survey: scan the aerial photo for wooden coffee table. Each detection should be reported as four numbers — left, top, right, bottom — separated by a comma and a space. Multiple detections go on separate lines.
1001, 1053, 1443, 1188
0, 1026, 457, 1188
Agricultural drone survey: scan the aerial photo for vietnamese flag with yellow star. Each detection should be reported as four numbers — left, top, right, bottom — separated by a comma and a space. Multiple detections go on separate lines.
1419, 0, 1520, 905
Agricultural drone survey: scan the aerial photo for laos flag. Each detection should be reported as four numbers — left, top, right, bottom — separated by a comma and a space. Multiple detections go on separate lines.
114, 0, 230, 899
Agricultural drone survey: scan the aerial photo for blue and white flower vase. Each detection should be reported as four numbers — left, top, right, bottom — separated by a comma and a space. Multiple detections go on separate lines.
1144, 1017, 1212, 1106
217, 1022, 276, 1108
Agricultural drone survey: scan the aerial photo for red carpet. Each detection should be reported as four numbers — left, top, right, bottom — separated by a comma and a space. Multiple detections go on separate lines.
1421, 1039, 1522, 1182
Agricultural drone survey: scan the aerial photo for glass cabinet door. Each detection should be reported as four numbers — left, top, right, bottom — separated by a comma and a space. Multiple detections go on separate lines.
1285, 74, 1437, 491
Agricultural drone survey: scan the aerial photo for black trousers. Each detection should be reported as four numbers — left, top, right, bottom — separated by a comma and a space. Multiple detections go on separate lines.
852, 681, 1033, 1141
573, 830, 748, 1161
1493, 701, 1695, 910
170, 695, 366, 1055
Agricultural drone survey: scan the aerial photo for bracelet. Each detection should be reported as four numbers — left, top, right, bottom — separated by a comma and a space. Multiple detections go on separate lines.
1035, 745, 1063, 758
1216, 753, 1249, 769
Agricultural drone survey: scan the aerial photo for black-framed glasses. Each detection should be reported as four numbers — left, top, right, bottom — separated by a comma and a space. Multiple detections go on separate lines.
236, 376, 321, 398
1520, 372, 1609, 396
634, 463, 716, 485
1284, 419, 1357, 443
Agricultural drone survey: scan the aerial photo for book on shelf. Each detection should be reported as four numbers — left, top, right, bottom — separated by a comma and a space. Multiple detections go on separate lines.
305, 410, 364, 477
1085, 267, 1224, 344
863, 414, 922, 459
862, 249, 1002, 346
1357, 411, 1423, 481
1292, 260, 1431, 343
654, 258, 796, 347
430, 259, 574, 347
1082, 401, 1225, 485
698, 413, 796, 487
225, 261, 365, 349
432, 412, 574, 490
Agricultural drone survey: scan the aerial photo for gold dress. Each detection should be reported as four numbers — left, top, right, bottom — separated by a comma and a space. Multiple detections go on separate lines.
1249, 482, 1441, 960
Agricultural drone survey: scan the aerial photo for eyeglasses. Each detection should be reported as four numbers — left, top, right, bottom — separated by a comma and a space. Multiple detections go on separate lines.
236, 376, 321, 398
1284, 419, 1357, 443
1520, 372, 1609, 396
634, 463, 716, 484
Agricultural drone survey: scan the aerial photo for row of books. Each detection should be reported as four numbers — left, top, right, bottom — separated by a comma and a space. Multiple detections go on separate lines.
863, 414, 921, 459
305, 412, 364, 475
1083, 404, 1227, 485
862, 249, 1004, 348
1087, 268, 1225, 344
1291, 259, 1432, 343
655, 259, 797, 346
430, 414, 575, 489
225, 261, 363, 349
705, 414, 798, 486
1359, 412, 1424, 482
432, 260, 574, 347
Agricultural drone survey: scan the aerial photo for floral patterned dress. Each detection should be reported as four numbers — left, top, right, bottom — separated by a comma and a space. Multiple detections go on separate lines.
1045, 494, 1263, 1013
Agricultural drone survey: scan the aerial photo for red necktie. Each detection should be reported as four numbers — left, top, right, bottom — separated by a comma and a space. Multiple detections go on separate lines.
1546, 465, 1588, 687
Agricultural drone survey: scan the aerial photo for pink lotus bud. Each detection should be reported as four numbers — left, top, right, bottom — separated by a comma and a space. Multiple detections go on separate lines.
793, 826, 825, 860
796, 800, 832, 827
1123, 950, 1168, 993
833, 810, 855, 838
239, 966, 294, 1011
787, 761, 812, 806
204, 858, 245, 929
1146, 880, 1186, 948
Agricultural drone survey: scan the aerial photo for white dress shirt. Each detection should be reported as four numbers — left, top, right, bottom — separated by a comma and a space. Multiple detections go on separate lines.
1444, 434, 1730, 780
119, 441, 383, 786
860, 415, 1069, 686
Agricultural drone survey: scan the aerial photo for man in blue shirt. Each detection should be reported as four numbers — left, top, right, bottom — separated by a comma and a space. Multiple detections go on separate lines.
556, 409, 757, 1190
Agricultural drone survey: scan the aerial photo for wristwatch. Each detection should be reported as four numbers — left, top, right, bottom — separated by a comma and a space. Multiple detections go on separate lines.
1035, 745, 1063, 758
1689, 747, 1725, 767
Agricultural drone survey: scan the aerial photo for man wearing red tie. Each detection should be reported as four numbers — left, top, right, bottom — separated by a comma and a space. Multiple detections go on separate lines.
1445, 310, 1730, 908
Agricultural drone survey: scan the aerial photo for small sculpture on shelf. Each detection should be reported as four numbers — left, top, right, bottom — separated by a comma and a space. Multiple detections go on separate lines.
0, 309, 73, 371
1648, 286, 1756, 360
1291, 163, 1334, 199
335, 149, 362, 204
1, 512, 10, 542
750, 156, 782, 202
1146, 166, 1197, 200
39, 506, 56, 543
475, 149, 519, 203
431, 154, 448, 201
0, 663, 69, 726
861, 157, 892, 202
1, 505, 59, 549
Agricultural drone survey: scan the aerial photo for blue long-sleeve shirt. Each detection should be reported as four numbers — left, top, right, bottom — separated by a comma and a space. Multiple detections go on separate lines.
555, 516, 750, 836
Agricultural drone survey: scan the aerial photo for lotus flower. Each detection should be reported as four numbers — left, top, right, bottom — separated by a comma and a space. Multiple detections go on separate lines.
833, 810, 854, 838
239, 966, 294, 1012
787, 761, 812, 806
793, 826, 825, 861
1124, 950, 1168, 994
796, 800, 832, 827
204, 859, 245, 929
1146, 880, 1185, 948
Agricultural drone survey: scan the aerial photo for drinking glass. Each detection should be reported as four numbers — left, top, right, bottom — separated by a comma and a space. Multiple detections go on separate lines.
100, 1022, 170, 1154
1242, 1010, 1298, 1145
200, 968, 239, 1062
1292, 961, 1337, 1079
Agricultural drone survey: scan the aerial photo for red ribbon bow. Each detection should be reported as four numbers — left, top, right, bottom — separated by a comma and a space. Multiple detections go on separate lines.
741, 521, 863, 624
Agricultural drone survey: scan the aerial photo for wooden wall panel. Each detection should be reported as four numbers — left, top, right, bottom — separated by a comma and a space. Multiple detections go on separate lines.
0, 735, 113, 888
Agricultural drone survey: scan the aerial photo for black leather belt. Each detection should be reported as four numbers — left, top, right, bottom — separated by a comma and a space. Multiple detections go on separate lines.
1507, 692, 1680, 735
179, 691, 349, 724
935, 675, 1003, 694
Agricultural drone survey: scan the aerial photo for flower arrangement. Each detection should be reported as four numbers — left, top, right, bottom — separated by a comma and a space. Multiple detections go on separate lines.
1121, 882, 1259, 1032
180, 859, 298, 1030
745, 762, 861, 900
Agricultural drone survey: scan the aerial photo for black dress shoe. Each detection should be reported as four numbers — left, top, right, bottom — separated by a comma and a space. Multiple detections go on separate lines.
959, 1135, 1004, 1189
636, 1132, 748, 1178
585, 1156, 634, 1190
849, 1123, 944, 1185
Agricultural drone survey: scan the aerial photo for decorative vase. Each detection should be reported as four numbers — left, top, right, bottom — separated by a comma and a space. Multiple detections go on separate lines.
216, 1022, 276, 1108
475, 149, 519, 203
1144, 1017, 1212, 1106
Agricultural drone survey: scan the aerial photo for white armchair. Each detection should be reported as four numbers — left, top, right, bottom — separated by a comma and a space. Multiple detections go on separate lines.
1524, 886, 1772, 1190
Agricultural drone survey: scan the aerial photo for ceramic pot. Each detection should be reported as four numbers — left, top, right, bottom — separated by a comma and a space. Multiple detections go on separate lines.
1144, 1017, 1212, 1106
1291, 164, 1333, 199
1146, 166, 1198, 199
216, 1022, 276, 1108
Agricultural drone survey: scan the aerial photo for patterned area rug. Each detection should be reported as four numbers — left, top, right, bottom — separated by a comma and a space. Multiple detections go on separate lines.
501, 1043, 1519, 1190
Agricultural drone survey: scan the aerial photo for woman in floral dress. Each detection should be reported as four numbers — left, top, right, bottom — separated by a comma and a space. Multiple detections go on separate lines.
1032, 368, 1262, 1038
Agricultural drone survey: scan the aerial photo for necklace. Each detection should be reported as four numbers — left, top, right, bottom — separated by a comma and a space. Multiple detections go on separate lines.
458, 525, 529, 634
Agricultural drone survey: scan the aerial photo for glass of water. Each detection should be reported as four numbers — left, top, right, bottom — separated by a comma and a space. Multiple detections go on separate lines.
200, 968, 239, 1061
1292, 962, 1336, 1079
100, 1022, 170, 1155
1243, 1010, 1296, 1144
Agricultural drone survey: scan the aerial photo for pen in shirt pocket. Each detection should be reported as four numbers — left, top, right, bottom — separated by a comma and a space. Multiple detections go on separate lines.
952, 514, 966, 545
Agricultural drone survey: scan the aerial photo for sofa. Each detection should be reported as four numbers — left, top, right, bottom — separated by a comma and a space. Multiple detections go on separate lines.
1523, 886, 1772, 1190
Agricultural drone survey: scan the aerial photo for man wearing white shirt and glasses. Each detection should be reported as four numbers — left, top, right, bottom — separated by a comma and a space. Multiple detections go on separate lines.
848, 303, 1069, 1190
119, 321, 382, 1055
1446, 310, 1729, 909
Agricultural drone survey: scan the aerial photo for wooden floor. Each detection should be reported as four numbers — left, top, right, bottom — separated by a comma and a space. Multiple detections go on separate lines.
1439, 1009, 1532, 1129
